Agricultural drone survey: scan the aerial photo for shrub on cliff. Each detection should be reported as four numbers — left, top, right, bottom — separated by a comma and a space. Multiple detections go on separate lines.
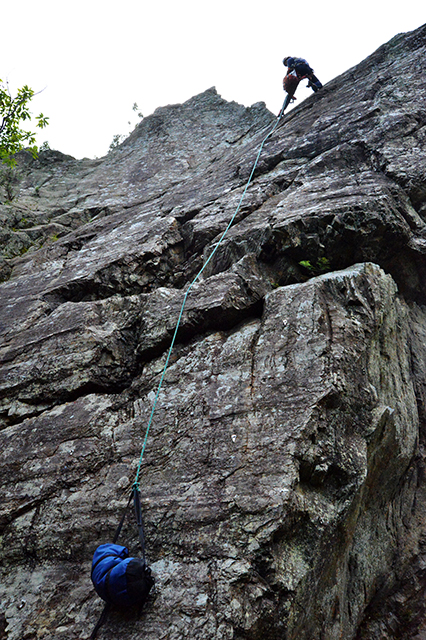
0, 79, 48, 167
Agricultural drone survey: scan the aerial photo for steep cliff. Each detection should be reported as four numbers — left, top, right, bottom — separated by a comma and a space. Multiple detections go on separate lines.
1, 24, 426, 640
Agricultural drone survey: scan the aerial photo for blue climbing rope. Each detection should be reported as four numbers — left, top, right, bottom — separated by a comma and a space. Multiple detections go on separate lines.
133, 111, 285, 489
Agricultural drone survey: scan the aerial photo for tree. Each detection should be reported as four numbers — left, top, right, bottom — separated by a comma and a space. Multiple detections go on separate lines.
0, 79, 49, 167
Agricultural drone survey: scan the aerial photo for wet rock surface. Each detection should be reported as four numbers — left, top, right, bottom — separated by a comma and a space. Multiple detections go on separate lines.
1, 23, 426, 640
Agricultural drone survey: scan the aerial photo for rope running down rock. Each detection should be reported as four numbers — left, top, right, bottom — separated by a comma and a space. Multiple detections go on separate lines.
133, 110, 285, 489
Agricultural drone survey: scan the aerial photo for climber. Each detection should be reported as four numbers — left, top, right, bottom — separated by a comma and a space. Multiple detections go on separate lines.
280, 56, 322, 115
283, 57, 322, 92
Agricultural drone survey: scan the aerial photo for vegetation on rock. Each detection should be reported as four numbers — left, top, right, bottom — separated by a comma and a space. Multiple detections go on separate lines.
0, 79, 48, 167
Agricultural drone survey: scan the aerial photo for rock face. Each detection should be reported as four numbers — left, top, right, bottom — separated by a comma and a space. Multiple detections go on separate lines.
1, 24, 426, 640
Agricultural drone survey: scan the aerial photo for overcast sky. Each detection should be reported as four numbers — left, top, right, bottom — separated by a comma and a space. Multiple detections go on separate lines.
3, 1, 424, 159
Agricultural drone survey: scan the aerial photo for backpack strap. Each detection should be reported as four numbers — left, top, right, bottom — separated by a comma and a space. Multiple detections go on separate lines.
133, 486, 147, 564
113, 490, 134, 543
90, 603, 110, 640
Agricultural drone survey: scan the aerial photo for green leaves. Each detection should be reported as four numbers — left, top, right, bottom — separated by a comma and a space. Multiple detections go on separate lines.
0, 79, 49, 167
299, 257, 332, 275
109, 102, 143, 152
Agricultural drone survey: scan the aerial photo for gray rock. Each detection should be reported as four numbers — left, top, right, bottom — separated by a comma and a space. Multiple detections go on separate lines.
1, 24, 426, 640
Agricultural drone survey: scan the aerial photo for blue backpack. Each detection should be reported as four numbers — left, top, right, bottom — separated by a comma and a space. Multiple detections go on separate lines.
91, 543, 153, 608
90, 488, 154, 639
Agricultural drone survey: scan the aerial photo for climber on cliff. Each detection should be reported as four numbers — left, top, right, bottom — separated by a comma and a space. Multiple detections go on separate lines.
280, 56, 322, 115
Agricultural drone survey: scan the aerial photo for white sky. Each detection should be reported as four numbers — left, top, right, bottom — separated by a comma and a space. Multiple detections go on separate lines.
3, 0, 425, 159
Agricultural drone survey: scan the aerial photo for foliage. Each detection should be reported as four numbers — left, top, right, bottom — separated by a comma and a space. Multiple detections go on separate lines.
132, 102, 143, 119
109, 102, 143, 151
109, 133, 125, 151
299, 257, 332, 275
0, 79, 49, 167
0, 165, 20, 201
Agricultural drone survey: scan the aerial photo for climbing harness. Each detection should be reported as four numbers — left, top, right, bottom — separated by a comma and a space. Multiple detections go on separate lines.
90, 108, 286, 637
